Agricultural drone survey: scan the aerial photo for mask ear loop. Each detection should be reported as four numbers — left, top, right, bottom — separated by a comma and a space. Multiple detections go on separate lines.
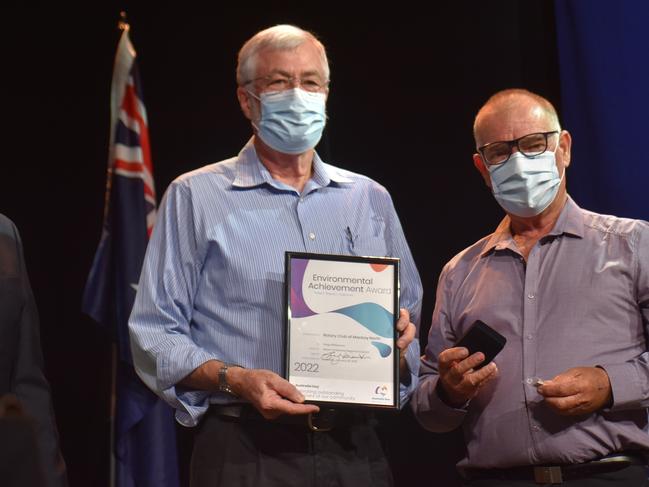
246, 89, 261, 102
551, 131, 567, 182
535, 147, 565, 215
245, 89, 263, 133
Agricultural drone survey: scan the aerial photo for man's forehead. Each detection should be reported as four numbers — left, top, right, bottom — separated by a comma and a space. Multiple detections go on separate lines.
477, 101, 549, 144
485, 98, 545, 122
256, 43, 323, 74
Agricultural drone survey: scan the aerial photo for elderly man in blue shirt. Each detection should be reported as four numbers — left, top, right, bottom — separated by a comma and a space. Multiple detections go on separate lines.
412, 88, 649, 487
129, 24, 422, 487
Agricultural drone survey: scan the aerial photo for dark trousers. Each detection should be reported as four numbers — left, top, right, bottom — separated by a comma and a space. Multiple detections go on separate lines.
462, 464, 649, 487
190, 409, 392, 487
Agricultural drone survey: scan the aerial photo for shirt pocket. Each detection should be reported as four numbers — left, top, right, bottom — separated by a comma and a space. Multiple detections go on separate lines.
347, 233, 388, 257
345, 214, 388, 257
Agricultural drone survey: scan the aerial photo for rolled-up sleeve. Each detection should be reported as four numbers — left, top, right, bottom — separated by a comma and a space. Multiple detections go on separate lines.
129, 181, 218, 426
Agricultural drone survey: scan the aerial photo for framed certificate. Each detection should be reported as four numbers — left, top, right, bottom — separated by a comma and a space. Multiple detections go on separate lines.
284, 252, 400, 409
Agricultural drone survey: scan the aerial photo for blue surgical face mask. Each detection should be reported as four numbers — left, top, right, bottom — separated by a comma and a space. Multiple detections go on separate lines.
248, 88, 327, 154
487, 149, 564, 217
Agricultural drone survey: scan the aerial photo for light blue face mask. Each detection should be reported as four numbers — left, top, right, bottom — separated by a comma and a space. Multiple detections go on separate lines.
249, 88, 327, 154
487, 149, 564, 217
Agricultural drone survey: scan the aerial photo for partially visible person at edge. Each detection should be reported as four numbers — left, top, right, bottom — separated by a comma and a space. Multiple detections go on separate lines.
128, 24, 422, 487
412, 88, 649, 487
0, 214, 68, 487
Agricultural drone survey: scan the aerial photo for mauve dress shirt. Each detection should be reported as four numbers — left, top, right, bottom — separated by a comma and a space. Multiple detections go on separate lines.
412, 197, 649, 468
129, 140, 423, 426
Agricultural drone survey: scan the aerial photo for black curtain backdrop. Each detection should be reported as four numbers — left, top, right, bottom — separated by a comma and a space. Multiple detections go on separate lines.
2, 3, 559, 486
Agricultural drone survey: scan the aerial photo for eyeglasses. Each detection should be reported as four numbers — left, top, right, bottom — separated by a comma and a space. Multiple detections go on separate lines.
478, 131, 560, 166
243, 74, 329, 93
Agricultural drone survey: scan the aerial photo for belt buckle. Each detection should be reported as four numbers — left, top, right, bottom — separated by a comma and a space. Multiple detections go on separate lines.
307, 410, 334, 432
533, 466, 563, 484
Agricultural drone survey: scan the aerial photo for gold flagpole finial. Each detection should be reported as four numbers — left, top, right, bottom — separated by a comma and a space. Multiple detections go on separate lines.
118, 11, 130, 31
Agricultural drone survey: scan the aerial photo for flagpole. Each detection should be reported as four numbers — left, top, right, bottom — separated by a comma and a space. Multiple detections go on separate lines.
109, 344, 116, 487
118, 10, 129, 32
108, 15, 129, 487
103, 12, 130, 226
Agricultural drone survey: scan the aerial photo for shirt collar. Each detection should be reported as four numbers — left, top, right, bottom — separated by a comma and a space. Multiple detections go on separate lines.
481, 220, 517, 256
546, 196, 584, 239
231, 138, 353, 190
231, 138, 268, 188
313, 154, 354, 186
481, 195, 585, 256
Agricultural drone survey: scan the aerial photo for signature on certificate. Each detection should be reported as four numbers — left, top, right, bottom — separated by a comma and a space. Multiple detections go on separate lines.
321, 350, 370, 365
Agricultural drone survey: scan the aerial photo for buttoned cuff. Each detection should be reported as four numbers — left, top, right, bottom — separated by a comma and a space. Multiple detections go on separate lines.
411, 376, 468, 432
599, 362, 642, 410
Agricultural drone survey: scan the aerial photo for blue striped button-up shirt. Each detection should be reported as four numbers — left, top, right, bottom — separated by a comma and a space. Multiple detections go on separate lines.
129, 140, 423, 426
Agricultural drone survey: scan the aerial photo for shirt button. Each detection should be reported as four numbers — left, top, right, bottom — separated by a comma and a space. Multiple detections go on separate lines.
526, 334, 533, 340
527, 293, 535, 299
532, 425, 540, 431
309, 232, 316, 240
526, 378, 533, 384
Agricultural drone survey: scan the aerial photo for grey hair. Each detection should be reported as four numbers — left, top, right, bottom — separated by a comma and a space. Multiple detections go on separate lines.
473, 88, 561, 143
236, 24, 330, 86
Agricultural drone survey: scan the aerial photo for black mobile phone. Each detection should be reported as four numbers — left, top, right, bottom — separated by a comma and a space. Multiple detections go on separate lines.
455, 320, 506, 369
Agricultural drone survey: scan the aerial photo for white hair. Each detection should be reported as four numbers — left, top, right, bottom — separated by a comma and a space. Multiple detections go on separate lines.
236, 24, 330, 86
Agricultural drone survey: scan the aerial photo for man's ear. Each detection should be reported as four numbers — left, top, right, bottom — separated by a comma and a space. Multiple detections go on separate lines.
557, 130, 572, 169
237, 86, 254, 120
473, 153, 492, 188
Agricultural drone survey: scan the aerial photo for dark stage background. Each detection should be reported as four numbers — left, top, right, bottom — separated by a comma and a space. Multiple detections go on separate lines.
3, 3, 560, 486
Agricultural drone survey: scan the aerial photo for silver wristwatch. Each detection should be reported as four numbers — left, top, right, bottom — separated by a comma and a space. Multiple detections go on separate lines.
217, 363, 241, 395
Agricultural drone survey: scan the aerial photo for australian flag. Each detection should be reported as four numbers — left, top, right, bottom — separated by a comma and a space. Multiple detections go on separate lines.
82, 25, 180, 487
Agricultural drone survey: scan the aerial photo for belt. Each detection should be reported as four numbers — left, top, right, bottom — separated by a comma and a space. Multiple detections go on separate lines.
209, 404, 342, 432
461, 452, 646, 484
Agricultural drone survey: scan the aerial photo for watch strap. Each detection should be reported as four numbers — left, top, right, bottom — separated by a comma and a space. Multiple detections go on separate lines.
217, 363, 241, 396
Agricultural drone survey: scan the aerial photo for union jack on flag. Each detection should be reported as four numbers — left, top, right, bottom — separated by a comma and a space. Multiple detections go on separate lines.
82, 24, 179, 487
109, 26, 156, 237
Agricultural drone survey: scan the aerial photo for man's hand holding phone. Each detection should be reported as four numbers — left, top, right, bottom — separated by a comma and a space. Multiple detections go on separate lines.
436, 321, 506, 408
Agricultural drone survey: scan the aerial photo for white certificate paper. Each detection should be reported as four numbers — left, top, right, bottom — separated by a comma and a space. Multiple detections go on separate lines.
285, 252, 399, 408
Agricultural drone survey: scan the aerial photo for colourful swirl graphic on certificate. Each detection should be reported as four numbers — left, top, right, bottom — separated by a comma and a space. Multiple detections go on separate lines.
288, 257, 397, 406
